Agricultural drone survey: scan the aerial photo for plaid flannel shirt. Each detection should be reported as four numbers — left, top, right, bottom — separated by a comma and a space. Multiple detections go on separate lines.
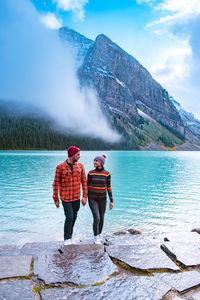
53, 161, 88, 202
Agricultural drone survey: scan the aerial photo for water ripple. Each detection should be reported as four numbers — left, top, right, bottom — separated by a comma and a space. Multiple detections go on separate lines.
1, 150, 200, 245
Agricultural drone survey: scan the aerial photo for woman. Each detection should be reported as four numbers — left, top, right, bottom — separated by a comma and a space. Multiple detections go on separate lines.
87, 154, 113, 244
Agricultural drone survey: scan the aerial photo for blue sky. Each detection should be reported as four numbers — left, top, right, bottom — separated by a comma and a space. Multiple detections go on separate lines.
2, 0, 200, 118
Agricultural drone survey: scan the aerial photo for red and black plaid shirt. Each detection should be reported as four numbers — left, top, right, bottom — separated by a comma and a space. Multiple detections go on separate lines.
53, 160, 88, 202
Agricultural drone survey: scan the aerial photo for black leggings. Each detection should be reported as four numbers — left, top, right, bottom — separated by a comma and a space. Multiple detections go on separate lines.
89, 198, 106, 236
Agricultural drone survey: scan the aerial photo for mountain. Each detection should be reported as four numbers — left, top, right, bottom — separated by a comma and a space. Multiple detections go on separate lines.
79, 34, 183, 131
170, 96, 200, 137
59, 27, 93, 63
60, 27, 199, 150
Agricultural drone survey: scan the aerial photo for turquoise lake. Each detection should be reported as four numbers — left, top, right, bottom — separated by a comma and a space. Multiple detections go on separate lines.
0, 150, 200, 246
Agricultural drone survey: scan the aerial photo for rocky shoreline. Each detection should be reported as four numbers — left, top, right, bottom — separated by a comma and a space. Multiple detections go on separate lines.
0, 228, 200, 300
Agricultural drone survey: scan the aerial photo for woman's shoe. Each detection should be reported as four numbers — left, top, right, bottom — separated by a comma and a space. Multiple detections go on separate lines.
94, 235, 101, 244
64, 239, 72, 246
98, 234, 103, 242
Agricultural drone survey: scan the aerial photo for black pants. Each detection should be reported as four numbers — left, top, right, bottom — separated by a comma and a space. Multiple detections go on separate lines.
89, 198, 106, 236
62, 200, 80, 240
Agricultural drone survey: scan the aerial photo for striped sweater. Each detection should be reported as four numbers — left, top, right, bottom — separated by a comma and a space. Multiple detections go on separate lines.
87, 168, 113, 202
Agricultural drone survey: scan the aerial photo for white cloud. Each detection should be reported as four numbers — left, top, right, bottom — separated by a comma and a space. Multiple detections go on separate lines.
40, 12, 62, 29
136, 0, 155, 4
136, 0, 150, 3
150, 0, 200, 25
149, 40, 192, 84
143, 0, 197, 84
53, 0, 88, 21
137, 0, 200, 115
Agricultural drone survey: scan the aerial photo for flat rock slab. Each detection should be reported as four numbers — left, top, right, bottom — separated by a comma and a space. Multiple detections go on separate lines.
0, 241, 62, 260
155, 271, 200, 293
34, 244, 117, 285
104, 232, 160, 246
105, 231, 200, 247
161, 242, 200, 267
0, 245, 20, 252
0, 280, 35, 300
22, 241, 62, 251
21, 241, 63, 259
191, 290, 200, 300
0, 255, 32, 279
106, 245, 179, 271
40, 275, 171, 300
105, 231, 200, 268
158, 231, 200, 244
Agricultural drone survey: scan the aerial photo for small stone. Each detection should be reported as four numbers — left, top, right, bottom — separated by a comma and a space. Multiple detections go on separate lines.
164, 237, 170, 242
113, 231, 127, 236
127, 228, 142, 235
191, 228, 200, 234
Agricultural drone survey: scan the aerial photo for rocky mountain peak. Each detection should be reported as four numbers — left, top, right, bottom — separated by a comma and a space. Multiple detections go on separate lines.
79, 31, 185, 134
59, 27, 93, 61
59, 27, 199, 149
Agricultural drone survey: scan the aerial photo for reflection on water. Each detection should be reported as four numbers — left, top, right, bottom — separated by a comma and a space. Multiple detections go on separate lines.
0, 150, 200, 245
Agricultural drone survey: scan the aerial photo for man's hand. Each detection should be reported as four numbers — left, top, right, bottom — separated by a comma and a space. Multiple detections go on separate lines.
81, 196, 87, 206
54, 200, 59, 208
109, 202, 113, 210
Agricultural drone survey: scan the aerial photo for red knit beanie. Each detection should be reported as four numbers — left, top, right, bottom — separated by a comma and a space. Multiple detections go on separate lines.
67, 146, 80, 157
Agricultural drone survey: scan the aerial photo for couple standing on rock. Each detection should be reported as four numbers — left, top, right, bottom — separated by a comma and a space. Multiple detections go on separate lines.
53, 146, 113, 246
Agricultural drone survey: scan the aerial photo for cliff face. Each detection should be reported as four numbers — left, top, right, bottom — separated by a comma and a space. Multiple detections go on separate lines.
79, 34, 185, 135
59, 27, 93, 62
170, 96, 200, 137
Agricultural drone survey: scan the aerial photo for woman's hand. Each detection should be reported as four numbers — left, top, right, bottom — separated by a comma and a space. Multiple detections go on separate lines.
109, 202, 113, 210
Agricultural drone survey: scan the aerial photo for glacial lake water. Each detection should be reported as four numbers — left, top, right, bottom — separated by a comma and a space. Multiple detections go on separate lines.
0, 150, 200, 246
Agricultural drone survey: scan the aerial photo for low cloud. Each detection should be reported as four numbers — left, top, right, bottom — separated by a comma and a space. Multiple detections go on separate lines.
0, 0, 120, 143
53, 0, 88, 21
40, 12, 62, 29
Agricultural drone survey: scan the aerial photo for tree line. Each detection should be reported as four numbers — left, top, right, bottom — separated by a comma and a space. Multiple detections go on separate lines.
0, 113, 139, 150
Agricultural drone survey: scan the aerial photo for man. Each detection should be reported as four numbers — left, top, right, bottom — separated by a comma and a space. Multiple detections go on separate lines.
53, 146, 87, 245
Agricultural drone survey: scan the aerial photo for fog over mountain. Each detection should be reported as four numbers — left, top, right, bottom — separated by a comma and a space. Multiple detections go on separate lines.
0, 0, 120, 142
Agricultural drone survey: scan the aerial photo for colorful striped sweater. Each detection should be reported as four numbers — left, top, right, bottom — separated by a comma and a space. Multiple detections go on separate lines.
87, 168, 113, 202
